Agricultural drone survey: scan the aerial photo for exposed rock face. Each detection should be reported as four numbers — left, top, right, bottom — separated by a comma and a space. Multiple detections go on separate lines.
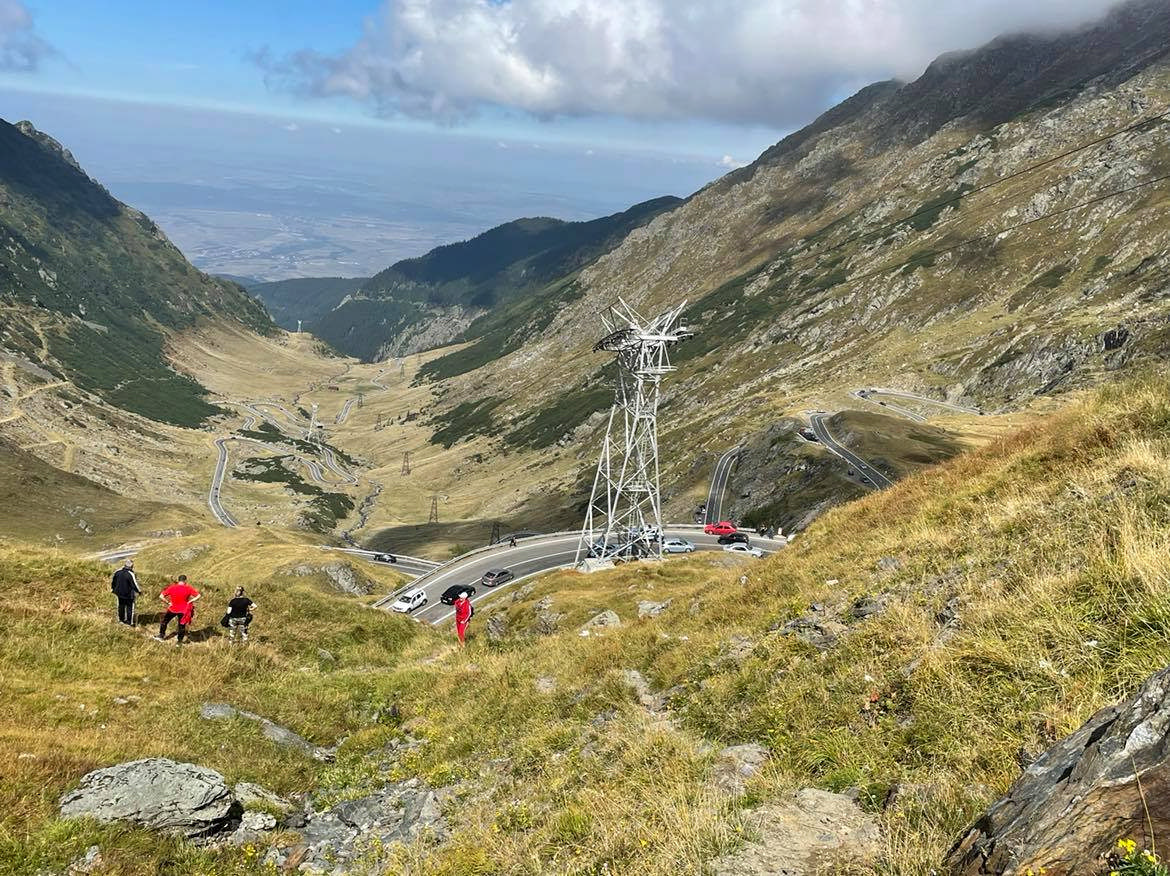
59, 758, 239, 838
486, 612, 508, 642
710, 788, 880, 875
200, 702, 337, 761
712, 743, 770, 795
946, 666, 1170, 875
581, 609, 621, 632
637, 599, 672, 619
264, 780, 447, 873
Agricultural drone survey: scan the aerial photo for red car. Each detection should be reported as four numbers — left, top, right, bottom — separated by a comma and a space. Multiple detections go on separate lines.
704, 521, 737, 536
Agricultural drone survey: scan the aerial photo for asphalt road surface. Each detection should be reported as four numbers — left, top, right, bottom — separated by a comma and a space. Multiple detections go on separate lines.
860, 388, 981, 416
209, 438, 239, 526
705, 447, 741, 524
330, 547, 440, 579
808, 413, 895, 489
374, 528, 787, 627
850, 390, 927, 423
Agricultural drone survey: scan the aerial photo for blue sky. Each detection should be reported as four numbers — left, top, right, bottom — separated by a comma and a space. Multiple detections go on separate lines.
2, 0, 784, 162
0, 0, 1122, 278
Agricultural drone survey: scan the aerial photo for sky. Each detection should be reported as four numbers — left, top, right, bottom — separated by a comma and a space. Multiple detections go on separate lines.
0, 0, 1125, 278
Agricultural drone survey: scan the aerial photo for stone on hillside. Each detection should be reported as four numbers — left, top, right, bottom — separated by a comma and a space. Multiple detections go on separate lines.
486, 612, 508, 641
240, 810, 277, 832
622, 669, 667, 714
946, 666, 1170, 875
638, 599, 672, 619
712, 743, 770, 794
200, 702, 337, 761
582, 609, 621, 632
877, 556, 903, 573
711, 788, 880, 876
59, 758, 239, 838
320, 561, 372, 596
535, 675, 556, 694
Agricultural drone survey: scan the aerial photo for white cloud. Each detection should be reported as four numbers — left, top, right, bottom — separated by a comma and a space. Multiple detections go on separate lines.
0, 0, 54, 72
330, 126, 343, 134
258, 0, 1123, 127
718, 155, 745, 169
283, 122, 300, 131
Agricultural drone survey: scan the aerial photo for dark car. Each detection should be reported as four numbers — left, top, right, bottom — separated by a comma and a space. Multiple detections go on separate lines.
718, 532, 751, 546
440, 584, 476, 605
481, 568, 515, 587
373, 553, 397, 564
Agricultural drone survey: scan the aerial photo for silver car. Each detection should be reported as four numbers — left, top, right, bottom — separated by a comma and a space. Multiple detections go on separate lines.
662, 538, 695, 554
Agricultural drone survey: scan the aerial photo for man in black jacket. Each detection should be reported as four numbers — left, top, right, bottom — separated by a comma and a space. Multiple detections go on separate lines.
110, 559, 141, 626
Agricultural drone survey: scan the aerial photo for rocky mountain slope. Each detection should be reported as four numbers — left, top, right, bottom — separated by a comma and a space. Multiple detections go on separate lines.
0, 118, 274, 427
406, 0, 1170, 531
312, 196, 681, 362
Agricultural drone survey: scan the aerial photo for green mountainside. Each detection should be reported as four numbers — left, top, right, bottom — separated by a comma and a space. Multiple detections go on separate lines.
312, 196, 682, 362
0, 118, 275, 427
249, 276, 367, 332
411, 0, 1170, 531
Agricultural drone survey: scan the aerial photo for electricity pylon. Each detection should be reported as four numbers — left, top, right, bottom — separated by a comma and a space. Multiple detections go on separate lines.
575, 298, 693, 564
401, 451, 411, 476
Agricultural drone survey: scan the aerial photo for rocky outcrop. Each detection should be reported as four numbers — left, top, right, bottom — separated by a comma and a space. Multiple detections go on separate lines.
947, 666, 1170, 875
59, 758, 239, 838
263, 779, 447, 873
712, 744, 770, 795
710, 788, 880, 875
200, 702, 338, 761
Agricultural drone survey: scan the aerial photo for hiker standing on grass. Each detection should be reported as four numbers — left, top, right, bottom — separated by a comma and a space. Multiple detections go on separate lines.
225, 586, 255, 643
454, 591, 473, 646
156, 575, 201, 645
110, 559, 140, 626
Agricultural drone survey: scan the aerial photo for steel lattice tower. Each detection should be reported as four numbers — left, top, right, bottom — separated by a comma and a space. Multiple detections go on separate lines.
576, 298, 692, 565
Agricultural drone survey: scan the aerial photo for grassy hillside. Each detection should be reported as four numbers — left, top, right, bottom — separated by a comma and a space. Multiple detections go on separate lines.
7, 376, 1170, 873
0, 118, 275, 427
314, 197, 681, 362
249, 277, 367, 332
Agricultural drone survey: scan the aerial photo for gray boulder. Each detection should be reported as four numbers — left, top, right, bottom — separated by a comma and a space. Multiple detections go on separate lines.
638, 599, 672, 619
711, 788, 880, 875
581, 609, 621, 632
947, 666, 1170, 875
712, 743, 770, 795
200, 702, 337, 761
59, 758, 239, 838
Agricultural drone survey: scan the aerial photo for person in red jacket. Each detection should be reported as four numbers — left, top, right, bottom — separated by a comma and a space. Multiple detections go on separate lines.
453, 591, 473, 646
156, 574, 201, 644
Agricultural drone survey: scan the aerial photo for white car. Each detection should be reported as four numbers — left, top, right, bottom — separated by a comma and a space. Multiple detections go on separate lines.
390, 588, 428, 613
723, 543, 764, 558
662, 538, 695, 554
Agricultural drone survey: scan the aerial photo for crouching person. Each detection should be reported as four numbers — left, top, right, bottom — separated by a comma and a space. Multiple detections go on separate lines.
226, 586, 255, 643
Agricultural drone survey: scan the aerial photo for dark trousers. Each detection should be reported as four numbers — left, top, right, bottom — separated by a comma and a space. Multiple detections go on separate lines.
117, 597, 135, 625
159, 611, 188, 642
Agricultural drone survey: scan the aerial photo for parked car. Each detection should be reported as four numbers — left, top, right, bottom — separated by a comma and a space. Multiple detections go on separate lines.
390, 588, 428, 613
718, 532, 751, 546
373, 553, 397, 564
723, 543, 764, 558
703, 521, 737, 536
662, 538, 695, 554
440, 584, 476, 605
481, 568, 515, 587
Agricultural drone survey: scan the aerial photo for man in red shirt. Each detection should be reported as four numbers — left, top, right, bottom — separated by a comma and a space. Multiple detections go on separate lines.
156, 575, 201, 644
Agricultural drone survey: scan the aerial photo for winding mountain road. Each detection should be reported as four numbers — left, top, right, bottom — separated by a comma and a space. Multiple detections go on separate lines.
372, 527, 788, 626
808, 413, 895, 489
705, 447, 741, 524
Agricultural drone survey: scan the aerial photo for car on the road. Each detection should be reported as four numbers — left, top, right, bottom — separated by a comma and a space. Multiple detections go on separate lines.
723, 543, 764, 558
440, 584, 476, 605
703, 521, 737, 536
481, 568, 515, 587
373, 553, 397, 564
662, 538, 695, 554
390, 588, 428, 613
717, 532, 751, 546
